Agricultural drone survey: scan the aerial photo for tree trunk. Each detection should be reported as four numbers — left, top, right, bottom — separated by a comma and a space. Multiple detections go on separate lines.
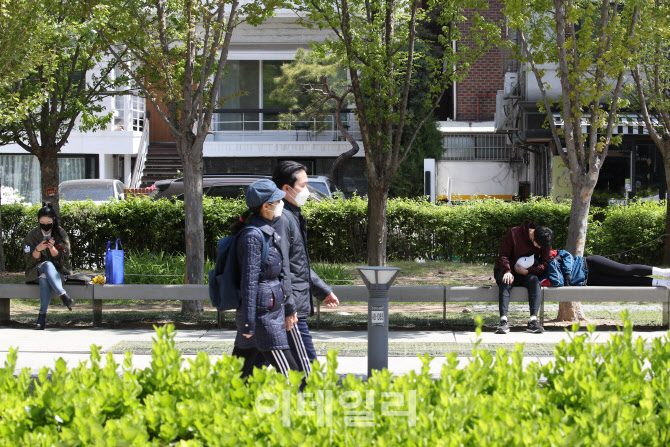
330, 107, 359, 182
366, 182, 388, 266
557, 178, 594, 321
663, 153, 670, 265
37, 148, 60, 216
178, 137, 204, 314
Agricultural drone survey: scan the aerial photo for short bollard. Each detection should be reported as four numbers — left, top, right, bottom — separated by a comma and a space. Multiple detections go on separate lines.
357, 266, 401, 378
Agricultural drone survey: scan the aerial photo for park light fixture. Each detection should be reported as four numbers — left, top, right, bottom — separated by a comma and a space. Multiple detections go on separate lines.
357, 266, 401, 377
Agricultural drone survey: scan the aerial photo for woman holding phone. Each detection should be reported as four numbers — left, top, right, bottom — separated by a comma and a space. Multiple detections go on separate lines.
23, 202, 74, 330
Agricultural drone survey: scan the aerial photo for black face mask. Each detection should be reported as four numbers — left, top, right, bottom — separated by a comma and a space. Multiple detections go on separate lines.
40, 223, 53, 232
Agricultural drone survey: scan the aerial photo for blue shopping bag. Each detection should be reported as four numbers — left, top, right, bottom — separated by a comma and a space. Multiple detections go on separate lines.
105, 239, 125, 284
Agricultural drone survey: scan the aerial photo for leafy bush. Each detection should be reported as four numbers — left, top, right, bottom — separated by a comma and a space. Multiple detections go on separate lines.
588, 201, 667, 264
125, 250, 216, 285
2, 320, 670, 445
310, 262, 354, 285
2, 197, 666, 270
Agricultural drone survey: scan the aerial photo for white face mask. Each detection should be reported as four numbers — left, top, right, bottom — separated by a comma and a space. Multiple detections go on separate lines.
270, 200, 284, 217
290, 186, 310, 207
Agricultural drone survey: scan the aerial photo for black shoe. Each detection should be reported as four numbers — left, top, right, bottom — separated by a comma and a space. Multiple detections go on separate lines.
526, 319, 544, 333
495, 319, 510, 334
34, 313, 46, 330
60, 293, 74, 311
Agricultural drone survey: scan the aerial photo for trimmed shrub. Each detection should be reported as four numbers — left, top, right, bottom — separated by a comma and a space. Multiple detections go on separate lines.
1, 197, 666, 271
589, 201, 666, 264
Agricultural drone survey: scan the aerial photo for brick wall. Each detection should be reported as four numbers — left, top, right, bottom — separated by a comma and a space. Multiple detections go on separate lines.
457, 0, 506, 121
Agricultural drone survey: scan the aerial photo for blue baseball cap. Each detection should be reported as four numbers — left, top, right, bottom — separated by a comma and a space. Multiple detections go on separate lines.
245, 179, 286, 208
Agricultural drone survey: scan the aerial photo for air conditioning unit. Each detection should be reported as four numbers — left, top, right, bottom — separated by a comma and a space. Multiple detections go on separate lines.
504, 72, 518, 95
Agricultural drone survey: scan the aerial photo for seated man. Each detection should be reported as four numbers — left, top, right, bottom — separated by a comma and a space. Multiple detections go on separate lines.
493, 222, 553, 334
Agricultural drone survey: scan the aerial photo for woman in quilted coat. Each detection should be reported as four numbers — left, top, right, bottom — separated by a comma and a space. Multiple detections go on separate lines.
231, 179, 302, 379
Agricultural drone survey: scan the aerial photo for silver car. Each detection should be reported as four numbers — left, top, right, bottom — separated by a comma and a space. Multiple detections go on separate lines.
59, 179, 126, 204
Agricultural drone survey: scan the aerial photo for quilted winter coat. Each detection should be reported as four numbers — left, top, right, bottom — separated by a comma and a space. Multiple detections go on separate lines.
235, 215, 294, 351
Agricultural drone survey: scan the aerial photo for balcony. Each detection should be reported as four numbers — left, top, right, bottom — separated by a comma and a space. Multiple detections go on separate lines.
208, 109, 362, 142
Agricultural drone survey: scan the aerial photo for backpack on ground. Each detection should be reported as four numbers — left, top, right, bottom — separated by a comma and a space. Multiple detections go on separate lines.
208, 226, 269, 312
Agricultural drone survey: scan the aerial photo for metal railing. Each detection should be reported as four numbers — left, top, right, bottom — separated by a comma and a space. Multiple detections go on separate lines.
210, 110, 361, 142
130, 117, 150, 188
442, 133, 512, 161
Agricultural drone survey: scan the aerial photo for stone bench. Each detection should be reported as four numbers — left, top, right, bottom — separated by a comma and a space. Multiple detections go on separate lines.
0, 284, 667, 328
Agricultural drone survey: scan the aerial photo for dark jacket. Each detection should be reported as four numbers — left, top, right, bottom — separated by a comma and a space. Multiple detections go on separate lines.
272, 200, 332, 318
494, 222, 552, 276
23, 227, 72, 283
235, 215, 294, 351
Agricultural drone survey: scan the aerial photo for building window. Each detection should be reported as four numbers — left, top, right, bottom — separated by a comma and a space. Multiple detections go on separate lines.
442, 134, 510, 160
0, 155, 88, 205
215, 61, 261, 131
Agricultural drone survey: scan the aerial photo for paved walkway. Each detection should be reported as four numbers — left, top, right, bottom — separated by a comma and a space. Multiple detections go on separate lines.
1, 327, 668, 378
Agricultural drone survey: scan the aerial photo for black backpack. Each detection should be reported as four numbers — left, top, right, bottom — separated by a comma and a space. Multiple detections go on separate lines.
208, 226, 269, 311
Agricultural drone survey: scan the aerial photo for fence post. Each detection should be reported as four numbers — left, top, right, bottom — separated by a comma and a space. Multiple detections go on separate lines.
0, 298, 9, 325
442, 286, 447, 330
92, 286, 102, 327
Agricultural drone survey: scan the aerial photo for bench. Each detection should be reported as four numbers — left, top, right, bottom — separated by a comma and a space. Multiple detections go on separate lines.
0, 284, 667, 328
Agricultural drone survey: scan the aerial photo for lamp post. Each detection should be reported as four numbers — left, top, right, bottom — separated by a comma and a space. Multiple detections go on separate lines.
357, 266, 401, 377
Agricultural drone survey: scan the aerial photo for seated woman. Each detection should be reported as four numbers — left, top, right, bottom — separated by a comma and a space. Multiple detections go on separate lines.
24, 202, 75, 330
534, 250, 670, 287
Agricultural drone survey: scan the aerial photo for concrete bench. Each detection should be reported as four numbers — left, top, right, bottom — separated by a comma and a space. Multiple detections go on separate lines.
322, 285, 670, 329
0, 283, 667, 328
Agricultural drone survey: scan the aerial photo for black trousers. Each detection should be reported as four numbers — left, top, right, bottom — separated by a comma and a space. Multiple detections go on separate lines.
494, 268, 542, 317
585, 255, 653, 287
232, 346, 298, 379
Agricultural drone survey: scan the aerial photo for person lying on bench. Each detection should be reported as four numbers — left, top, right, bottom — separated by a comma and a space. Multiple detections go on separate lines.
537, 250, 670, 288
494, 222, 554, 334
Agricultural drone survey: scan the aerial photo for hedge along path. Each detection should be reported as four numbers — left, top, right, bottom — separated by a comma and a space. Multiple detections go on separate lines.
1, 197, 667, 270
2, 321, 670, 445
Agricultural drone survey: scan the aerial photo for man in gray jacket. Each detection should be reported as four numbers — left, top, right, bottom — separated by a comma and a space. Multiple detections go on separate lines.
272, 161, 340, 375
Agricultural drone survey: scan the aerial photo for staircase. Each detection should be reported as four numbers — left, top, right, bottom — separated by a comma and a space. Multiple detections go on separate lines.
140, 142, 183, 187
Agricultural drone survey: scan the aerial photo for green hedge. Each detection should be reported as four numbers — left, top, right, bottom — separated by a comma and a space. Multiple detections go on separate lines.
1, 197, 666, 271
2, 320, 670, 445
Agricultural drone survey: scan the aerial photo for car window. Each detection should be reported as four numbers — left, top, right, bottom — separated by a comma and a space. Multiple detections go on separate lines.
205, 185, 249, 199
307, 185, 328, 202
60, 185, 115, 201
308, 182, 329, 196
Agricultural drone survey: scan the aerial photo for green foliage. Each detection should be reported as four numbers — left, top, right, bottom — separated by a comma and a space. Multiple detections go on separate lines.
0, 196, 246, 272
270, 49, 350, 129
2, 320, 670, 444
0, 0, 126, 145
310, 263, 354, 285
589, 201, 666, 265
0, 0, 56, 126
125, 250, 215, 285
295, 0, 505, 263
503, 0, 643, 255
2, 197, 667, 270
389, 117, 443, 198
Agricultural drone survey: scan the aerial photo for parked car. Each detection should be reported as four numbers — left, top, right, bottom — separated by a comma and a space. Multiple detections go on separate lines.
59, 179, 126, 204
153, 174, 331, 202
307, 175, 343, 199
